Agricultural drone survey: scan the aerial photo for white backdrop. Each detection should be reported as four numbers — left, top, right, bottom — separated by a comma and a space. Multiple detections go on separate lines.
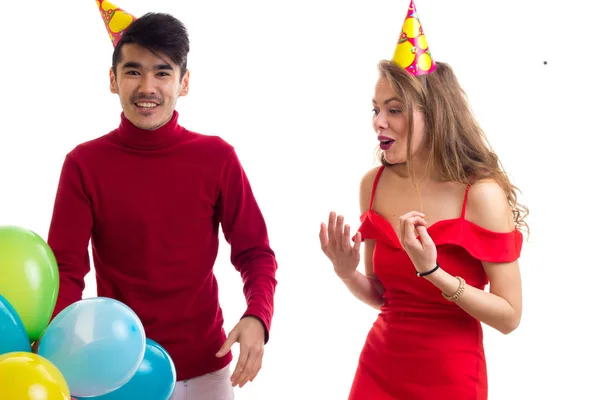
1, 0, 599, 399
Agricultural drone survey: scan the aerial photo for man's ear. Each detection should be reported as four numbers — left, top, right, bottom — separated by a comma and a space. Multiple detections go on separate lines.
179, 69, 190, 97
110, 67, 118, 94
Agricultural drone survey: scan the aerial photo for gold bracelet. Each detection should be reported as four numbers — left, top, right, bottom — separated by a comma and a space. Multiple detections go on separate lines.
442, 276, 466, 302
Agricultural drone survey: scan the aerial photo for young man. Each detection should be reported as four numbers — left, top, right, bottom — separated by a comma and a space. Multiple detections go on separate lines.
47, 3, 278, 398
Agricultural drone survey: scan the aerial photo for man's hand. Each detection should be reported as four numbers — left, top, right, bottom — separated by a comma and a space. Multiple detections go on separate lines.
216, 316, 265, 388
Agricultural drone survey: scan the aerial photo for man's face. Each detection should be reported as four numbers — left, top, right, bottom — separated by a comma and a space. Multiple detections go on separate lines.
110, 43, 190, 130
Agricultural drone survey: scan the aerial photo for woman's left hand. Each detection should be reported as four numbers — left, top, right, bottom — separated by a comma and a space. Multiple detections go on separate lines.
397, 211, 438, 274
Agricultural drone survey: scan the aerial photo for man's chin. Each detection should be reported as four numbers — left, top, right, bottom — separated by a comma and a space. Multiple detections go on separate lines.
124, 111, 169, 131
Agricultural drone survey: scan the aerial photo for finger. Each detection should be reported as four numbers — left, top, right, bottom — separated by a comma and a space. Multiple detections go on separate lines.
341, 224, 352, 251
334, 215, 345, 248
319, 222, 329, 251
398, 217, 406, 243
415, 225, 434, 245
249, 353, 263, 382
401, 215, 423, 237
398, 213, 424, 240
245, 353, 263, 386
407, 216, 427, 227
238, 348, 263, 388
352, 231, 362, 256
399, 214, 426, 226
216, 330, 237, 358
400, 211, 426, 219
234, 351, 253, 387
327, 212, 337, 247
408, 216, 430, 244
402, 217, 426, 250
403, 216, 417, 244
230, 345, 250, 386
401, 216, 427, 230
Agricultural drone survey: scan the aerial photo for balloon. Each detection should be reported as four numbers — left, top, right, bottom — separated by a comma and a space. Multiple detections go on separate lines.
0, 225, 59, 342
73, 338, 176, 400
0, 351, 70, 400
37, 297, 146, 398
0, 294, 31, 355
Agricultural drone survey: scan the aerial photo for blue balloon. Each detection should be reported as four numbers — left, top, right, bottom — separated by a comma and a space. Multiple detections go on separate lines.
0, 294, 31, 355
73, 338, 177, 400
37, 297, 146, 398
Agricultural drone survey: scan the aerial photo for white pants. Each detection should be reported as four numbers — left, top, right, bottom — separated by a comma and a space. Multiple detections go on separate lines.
169, 365, 235, 400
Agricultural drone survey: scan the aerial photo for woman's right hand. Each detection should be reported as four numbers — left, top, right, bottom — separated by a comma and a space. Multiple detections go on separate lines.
319, 211, 362, 280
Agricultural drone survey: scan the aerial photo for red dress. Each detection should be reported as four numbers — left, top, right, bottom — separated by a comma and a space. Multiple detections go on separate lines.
349, 166, 523, 400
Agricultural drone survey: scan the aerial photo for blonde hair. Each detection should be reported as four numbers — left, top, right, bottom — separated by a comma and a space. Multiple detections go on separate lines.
376, 60, 529, 235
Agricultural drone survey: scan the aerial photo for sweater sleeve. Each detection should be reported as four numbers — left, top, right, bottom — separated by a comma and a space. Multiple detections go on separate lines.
47, 153, 93, 320
216, 149, 278, 343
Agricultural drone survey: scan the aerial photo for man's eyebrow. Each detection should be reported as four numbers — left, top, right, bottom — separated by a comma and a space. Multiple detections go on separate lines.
155, 64, 174, 71
122, 61, 142, 69
121, 62, 174, 71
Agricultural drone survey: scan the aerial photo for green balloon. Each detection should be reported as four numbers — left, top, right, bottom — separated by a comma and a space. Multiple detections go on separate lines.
0, 226, 59, 342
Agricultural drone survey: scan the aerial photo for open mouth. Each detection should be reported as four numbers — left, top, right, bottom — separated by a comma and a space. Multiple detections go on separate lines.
135, 102, 159, 109
378, 136, 395, 150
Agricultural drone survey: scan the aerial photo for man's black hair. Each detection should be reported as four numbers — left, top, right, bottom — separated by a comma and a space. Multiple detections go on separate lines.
112, 12, 190, 80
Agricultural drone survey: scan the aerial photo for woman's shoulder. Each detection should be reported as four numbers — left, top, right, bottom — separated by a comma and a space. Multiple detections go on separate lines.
466, 179, 515, 232
360, 166, 384, 189
359, 166, 385, 212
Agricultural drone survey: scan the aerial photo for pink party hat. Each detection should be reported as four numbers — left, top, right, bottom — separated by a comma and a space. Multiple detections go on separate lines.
391, 0, 436, 76
96, 0, 136, 47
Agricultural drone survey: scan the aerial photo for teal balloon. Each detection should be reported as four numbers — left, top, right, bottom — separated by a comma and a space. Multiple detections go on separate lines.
37, 297, 146, 398
73, 338, 176, 400
0, 294, 31, 355
0, 225, 59, 342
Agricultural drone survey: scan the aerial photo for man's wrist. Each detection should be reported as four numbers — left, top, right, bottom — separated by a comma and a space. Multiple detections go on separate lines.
241, 314, 268, 343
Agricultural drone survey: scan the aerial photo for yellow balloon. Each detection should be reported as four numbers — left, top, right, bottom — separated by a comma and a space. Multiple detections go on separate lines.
0, 352, 70, 400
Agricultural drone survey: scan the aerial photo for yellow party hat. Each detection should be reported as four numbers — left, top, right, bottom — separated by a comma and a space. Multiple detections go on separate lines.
391, 0, 436, 76
96, 0, 136, 47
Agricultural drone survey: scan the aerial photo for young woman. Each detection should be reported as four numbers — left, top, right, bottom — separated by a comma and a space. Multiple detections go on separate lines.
319, 59, 528, 399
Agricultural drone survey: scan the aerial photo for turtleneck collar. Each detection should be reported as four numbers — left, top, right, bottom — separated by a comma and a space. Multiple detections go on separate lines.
115, 110, 184, 150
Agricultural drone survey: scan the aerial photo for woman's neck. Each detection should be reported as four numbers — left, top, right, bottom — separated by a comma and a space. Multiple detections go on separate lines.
387, 149, 440, 183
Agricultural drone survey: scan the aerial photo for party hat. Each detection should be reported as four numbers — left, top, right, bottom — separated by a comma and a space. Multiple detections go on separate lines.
391, 0, 436, 76
96, 0, 136, 47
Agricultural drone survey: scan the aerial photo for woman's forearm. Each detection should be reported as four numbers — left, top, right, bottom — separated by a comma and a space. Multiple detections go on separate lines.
340, 270, 385, 309
425, 268, 520, 334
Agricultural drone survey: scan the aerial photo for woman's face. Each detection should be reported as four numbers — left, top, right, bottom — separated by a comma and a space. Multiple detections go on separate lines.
372, 76, 426, 165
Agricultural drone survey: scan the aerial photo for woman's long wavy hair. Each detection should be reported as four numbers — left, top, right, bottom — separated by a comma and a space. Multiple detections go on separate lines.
376, 60, 529, 235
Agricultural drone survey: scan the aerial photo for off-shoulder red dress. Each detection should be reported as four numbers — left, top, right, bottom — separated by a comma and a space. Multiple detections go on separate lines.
349, 166, 523, 399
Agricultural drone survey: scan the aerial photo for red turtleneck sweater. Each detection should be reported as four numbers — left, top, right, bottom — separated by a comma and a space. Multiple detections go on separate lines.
47, 111, 278, 380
